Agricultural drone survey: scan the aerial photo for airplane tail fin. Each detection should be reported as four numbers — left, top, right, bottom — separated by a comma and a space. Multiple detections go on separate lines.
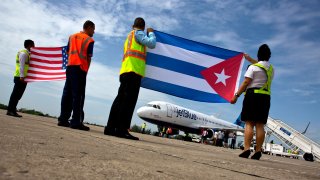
301, 122, 310, 135
233, 115, 245, 128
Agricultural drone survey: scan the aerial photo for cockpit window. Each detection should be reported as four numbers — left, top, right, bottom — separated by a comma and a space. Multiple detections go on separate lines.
147, 104, 161, 109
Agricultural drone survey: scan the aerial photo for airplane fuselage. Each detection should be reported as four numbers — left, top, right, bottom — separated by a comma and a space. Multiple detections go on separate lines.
137, 101, 243, 134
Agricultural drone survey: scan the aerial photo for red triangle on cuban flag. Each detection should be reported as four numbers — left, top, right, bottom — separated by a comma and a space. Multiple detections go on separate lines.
201, 53, 244, 102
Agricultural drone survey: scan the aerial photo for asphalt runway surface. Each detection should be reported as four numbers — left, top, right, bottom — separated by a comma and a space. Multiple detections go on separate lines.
0, 109, 319, 179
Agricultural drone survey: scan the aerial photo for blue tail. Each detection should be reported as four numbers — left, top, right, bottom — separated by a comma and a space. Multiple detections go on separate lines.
233, 114, 245, 128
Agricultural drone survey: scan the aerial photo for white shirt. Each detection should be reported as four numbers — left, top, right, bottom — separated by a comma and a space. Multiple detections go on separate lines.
244, 61, 274, 89
18, 48, 29, 78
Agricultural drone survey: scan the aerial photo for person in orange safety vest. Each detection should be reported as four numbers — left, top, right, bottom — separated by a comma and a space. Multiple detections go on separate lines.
57, 20, 95, 131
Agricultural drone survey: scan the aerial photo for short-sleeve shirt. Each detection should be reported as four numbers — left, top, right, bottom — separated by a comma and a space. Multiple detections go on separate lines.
244, 61, 274, 89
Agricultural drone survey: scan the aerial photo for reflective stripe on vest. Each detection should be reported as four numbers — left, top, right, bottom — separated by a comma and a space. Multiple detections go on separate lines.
68, 32, 94, 72
120, 30, 147, 76
14, 49, 30, 77
253, 63, 273, 95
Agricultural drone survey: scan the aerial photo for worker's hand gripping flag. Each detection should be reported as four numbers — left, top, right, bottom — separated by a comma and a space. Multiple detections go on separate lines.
141, 31, 244, 103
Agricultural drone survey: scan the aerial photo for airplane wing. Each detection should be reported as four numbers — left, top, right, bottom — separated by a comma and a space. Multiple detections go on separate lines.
199, 126, 245, 132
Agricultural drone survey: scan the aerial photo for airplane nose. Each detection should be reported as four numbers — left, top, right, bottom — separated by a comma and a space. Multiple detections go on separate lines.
137, 107, 144, 117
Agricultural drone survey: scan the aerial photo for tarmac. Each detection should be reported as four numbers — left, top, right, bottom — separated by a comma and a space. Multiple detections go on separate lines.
0, 109, 319, 180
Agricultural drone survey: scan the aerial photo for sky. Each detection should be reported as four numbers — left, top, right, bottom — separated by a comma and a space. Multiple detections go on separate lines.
0, 0, 319, 143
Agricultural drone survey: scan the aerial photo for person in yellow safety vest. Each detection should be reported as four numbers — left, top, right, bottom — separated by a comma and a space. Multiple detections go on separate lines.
231, 44, 274, 160
104, 17, 156, 140
141, 122, 146, 134
7, 39, 35, 117
57, 20, 95, 131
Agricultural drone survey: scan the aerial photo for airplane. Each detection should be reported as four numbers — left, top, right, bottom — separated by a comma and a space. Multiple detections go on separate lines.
137, 101, 245, 139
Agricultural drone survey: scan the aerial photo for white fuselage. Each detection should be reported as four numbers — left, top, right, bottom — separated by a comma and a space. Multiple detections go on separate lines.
137, 101, 243, 133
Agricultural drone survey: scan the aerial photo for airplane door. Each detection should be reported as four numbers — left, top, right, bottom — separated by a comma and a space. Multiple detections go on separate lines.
166, 104, 173, 118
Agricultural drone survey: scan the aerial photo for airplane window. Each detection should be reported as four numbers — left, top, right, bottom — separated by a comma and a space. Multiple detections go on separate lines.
157, 105, 161, 109
153, 105, 157, 108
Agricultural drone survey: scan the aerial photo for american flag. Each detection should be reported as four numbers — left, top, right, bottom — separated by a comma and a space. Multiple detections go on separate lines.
25, 46, 68, 82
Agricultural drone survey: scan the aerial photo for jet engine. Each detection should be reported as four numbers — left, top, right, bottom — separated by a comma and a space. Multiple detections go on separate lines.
205, 129, 215, 140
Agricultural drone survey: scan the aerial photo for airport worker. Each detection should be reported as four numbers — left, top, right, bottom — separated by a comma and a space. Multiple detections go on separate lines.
230, 133, 236, 149
201, 129, 208, 143
231, 44, 274, 160
166, 127, 172, 137
7, 40, 35, 117
141, 122, 146, 134
212, 131, 218, 146
104, 17, 156, 140
223, 131, 229, 148
57, 20, 95, 131
161, 127, 166, 137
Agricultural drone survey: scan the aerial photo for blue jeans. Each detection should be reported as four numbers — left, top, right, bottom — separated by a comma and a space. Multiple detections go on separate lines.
58, 66, 87, 126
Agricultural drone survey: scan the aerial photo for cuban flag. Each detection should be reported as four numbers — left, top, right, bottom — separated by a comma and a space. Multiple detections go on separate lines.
141, 31, 244, 103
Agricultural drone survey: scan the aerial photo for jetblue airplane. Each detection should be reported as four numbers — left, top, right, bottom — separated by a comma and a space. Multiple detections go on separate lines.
137, 101, 244, 138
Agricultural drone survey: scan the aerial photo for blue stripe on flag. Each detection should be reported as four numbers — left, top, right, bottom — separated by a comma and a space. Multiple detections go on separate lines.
154, 30, 240, 60
146, 53, 206, 79
141, 77, 227, 103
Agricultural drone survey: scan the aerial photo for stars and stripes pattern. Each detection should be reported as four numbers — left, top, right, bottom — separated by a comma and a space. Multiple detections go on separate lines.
25, 46, 68, 82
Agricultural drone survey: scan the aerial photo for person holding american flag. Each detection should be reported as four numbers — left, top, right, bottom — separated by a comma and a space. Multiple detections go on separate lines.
7, 39, 35, 117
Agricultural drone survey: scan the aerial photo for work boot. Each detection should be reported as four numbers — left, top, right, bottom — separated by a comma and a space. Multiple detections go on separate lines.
70, 124, 90, 131
57, 120, 70, 127
104, 127, 117, 136
7, 111, 22, 118
116, 129, 139, 140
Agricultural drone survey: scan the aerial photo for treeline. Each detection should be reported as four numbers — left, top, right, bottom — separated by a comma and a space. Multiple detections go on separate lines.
0, 103, 56, 118
130, 124, 152, 134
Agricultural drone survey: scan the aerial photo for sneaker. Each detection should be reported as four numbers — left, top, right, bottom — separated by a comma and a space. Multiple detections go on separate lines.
7, 111, 22, 118
70, 124, 90, 131
57, 121, 70, 127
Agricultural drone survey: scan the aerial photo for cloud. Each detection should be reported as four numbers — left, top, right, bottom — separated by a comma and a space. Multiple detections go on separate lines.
210, 31, 245, 51
86, 62, 120, 101
292, 88, 314, 97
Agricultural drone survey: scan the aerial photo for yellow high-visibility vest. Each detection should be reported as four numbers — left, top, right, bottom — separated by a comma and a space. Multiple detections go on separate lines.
253, 63, 273, 95
141, 123, 146, 129
14, 49, 30, 77
120, 30, 147, 76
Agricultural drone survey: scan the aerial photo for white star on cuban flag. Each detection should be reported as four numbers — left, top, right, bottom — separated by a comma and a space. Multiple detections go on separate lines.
214, 69, 230, 86
201, 53, 244, 102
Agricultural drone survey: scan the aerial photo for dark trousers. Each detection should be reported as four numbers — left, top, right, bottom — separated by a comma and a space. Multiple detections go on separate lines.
58, 66, 87, 126
7, 77, 27, 112
231, 139, 236, 149
107, 72, 141, 130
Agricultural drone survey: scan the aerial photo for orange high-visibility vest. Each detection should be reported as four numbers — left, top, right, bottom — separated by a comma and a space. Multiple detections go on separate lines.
68, 32, 94, 72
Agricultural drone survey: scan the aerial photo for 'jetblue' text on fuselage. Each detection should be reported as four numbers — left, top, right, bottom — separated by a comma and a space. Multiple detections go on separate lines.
176, 108, 197, 120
